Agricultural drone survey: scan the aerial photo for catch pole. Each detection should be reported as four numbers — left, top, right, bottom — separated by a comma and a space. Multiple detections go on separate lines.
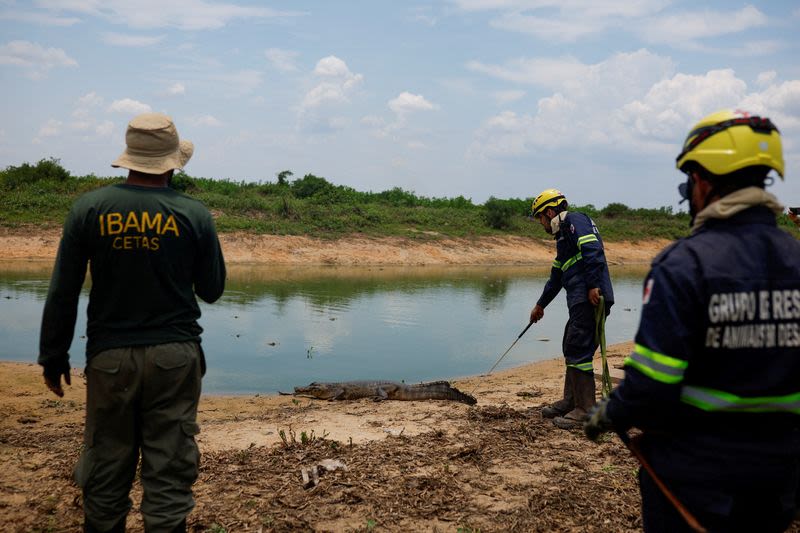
470, 321, 534, 395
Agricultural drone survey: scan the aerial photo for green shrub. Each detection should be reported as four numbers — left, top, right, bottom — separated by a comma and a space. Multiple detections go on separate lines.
291, 173, 333, 199
169, 171, 196, 192
0, 158, 70, 189
0, 159, 697, 241
600, 202, 630, 218
484, 197, 515, 229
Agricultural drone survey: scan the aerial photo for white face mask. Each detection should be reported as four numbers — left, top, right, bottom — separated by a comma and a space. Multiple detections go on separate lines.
550, 211, 568, 234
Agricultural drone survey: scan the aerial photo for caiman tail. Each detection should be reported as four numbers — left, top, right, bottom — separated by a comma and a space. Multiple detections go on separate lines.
407, 381, 477, 405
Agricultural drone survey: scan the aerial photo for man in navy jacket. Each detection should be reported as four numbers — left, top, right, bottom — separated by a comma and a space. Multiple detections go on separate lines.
585, 110, 799, 532
530, 188, 614, 429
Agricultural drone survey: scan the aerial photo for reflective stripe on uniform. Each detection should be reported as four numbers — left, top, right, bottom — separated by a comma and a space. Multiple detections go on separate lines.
623, 343, 688, 385
567, 361, 594, 372
560, 252, 582, 272
553, 259, 562, 269
577, 234, 598, 247
681, 386, 800, 413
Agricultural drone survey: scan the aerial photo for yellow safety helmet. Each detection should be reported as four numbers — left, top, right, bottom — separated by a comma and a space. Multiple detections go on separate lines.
531, 188, 567, 217
675, 109, 784, 178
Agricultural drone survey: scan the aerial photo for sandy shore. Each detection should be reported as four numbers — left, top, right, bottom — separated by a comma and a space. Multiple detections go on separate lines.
0, 226, 670, 266
4, 347, 798, 532
0, 345, 641, 532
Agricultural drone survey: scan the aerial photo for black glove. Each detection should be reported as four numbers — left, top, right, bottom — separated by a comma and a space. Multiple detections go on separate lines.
42, 360, 71, 397
584, 398, 614, 441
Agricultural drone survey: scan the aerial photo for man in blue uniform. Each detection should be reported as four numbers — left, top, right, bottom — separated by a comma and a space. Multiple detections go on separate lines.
530, 189, 614, 429
585, 109, 800, 532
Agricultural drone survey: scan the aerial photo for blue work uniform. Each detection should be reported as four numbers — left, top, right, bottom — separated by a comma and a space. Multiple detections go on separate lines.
607, 206, 800, 532
537, 211, 615, 372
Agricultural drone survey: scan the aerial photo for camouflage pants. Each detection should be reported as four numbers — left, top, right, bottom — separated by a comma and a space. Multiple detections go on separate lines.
75, 342, 203, 532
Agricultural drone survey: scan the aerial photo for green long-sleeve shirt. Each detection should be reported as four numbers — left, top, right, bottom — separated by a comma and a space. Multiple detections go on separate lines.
39, 183, 226, 368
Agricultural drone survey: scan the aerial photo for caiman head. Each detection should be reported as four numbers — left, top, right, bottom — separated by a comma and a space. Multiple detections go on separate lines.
294, 382, 335, 399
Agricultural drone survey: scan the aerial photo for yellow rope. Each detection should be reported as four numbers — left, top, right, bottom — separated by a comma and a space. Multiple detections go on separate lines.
595, 295, 612, 398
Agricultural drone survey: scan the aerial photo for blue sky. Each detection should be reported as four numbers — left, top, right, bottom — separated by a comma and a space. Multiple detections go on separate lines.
1, 0, 799, 209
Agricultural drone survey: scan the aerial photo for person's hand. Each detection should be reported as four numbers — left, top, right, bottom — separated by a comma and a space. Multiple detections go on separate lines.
584, 398, 614, 441
43, 361, 71, 398
788, 209, 800, 227
530, 304, 544, 323
588, 288, 602, 306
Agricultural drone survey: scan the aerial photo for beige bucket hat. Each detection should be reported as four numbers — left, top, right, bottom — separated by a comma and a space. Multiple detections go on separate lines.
111, 112, 194, 174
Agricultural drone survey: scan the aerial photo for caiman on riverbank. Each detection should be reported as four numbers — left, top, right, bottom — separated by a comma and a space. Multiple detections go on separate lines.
294, 380, 477, 405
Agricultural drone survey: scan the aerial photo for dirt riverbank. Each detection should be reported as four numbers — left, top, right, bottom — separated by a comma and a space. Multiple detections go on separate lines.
4, 348, 799, 532
0, 226, 669, 266
0, 345, 638, 532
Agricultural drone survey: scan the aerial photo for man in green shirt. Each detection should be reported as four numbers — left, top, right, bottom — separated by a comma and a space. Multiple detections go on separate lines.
38, 113, 226, 532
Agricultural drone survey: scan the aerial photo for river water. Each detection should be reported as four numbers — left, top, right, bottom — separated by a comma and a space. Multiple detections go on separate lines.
0, 263, 647, 394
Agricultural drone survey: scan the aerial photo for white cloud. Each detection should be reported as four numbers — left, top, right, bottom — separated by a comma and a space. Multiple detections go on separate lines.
76, 91, 103, 107
739, 80, 800, 130
107, 98, 152, 114
636, 5, 767, 49
38, 119, 62, 138
166, 82, 186, 95
467, 56, 589, 89
33, 118, 63, 145
756, 71, 777, 88
71, 120, 91, 131
190, 114, 222, 127
0, 10, 80, 26
451, 0, 666, 17
34, 0, 305, 30
95, 120, 115, 137
300, 56, 363, 111
470, 60, 800, 164
454, 0, 670, 42
470, 49, 674, 101
617, 69, 748, 142
360, 92, 437, 139
67, 92, 113, 135
314, 56, 354, 78
492, 89, 526, 104
469, 51, 746, 158
100, 32, 164, 47
489, 11, 602, 42
302, 83, 348, 109
729, 40, 781, 57
361, 115, 385, 128
73, 91, 104, 119
0, 40, 77, 78
388, 92, 437, 116
453, 2, 770, 53
265, 48, 299, 72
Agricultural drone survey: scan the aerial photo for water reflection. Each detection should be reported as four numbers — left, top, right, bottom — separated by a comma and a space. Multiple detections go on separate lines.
0, 262, 647, 395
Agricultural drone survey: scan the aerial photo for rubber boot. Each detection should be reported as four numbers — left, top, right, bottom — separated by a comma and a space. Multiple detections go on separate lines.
541, 367, 575, 419
553, 370, 596, 430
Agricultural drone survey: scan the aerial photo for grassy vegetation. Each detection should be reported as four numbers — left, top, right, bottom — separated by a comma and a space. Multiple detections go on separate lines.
2, 158, 796, 241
